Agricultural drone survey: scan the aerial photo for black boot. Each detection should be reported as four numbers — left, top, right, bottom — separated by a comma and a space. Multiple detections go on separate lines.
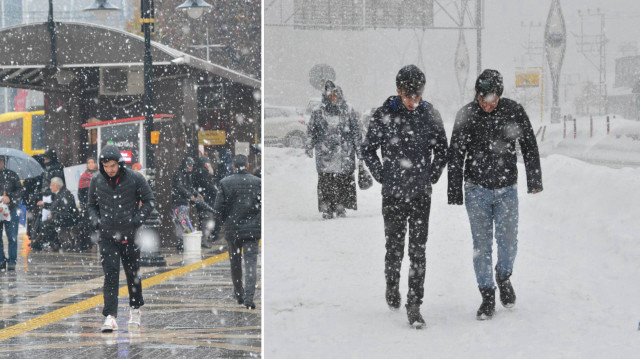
496, 274, 516, 308
322, 211, 334, 219
385, 283, 401, 310
405, 304, 425, 329
476, 287, 495, 320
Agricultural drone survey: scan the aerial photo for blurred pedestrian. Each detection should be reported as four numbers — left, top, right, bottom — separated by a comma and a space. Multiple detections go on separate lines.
306, 80, 362, 219
361, 65, 448, 328
41, 149, 65, 193
38, 177, 78, 252
24, 154, 45, 250
171, 156, 200, 251
0, 155, 23, 271
214, 155, 261, 309
192, 156, 218, 248
88, 145, 155, 332
448, 69, 543, 320
77, 158, 98, 251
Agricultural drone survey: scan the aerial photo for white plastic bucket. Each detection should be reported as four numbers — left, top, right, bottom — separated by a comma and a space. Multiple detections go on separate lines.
183, 231, 202, 253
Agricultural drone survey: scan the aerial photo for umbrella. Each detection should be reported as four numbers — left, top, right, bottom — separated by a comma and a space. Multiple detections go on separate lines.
0, 148, 44, 180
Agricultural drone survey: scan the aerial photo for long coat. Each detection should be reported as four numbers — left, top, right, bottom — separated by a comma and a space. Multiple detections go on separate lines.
46, 186, 78, 228
306, 94, 362, 175
213, 169, 261, 241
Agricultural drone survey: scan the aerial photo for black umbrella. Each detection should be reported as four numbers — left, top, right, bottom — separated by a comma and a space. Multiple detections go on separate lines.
0, 148, 45, 180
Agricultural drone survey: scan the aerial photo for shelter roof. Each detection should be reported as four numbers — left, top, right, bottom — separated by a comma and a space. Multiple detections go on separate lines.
0, 22, 260, 91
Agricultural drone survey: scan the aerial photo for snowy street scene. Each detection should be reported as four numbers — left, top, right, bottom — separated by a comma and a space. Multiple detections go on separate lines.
265, 142, 640, 357
265, 0, 640, 357
0, 0, 261, 357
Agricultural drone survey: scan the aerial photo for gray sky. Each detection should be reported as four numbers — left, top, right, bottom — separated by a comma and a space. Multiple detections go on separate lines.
265, 0, 640, 117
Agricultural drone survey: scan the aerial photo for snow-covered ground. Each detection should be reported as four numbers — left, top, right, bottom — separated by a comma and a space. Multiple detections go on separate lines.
264, 144, 640, 358
534, 115, 640, 168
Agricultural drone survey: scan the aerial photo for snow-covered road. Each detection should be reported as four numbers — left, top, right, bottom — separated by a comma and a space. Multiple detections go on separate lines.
264, 147, 640, 358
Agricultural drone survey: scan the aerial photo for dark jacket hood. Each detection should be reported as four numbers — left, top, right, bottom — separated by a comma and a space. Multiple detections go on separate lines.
44, 149, 58, 163
99, 145, 125, 178
321, 86, 348, 115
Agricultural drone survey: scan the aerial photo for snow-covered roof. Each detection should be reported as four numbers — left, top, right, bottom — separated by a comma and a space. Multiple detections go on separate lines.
0, 22, 260, 90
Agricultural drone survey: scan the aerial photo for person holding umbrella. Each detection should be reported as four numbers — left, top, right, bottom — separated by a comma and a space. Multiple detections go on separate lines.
0, 155, 24, 271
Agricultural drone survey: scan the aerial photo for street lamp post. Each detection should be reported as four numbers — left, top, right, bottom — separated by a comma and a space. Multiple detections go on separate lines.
47, 0, 57, 67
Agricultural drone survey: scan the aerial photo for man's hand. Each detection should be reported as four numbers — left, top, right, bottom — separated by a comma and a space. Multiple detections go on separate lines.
529, 189, 542, 194
190, 195, 196, 202
37, 200, 44, 207
1, 195, 9, 205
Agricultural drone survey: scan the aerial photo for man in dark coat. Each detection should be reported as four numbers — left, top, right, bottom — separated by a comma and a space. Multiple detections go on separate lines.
361, 65, 448, 328
0, 155, 24, 271
39, 177, 78, 251
24, 154, 45, 249
41, 149, 65, 192
88, 145, 155, 332
448, 69, 543, 320
306, 80, 362, 219
213, 155, 261, 309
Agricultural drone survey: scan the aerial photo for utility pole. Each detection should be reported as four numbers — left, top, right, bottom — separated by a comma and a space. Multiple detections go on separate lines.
577, 8, 607, 115
476, 0, 482, 76
563, 73, 579, 104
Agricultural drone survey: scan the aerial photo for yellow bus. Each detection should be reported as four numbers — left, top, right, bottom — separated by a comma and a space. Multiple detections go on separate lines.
0, 111, 46, 156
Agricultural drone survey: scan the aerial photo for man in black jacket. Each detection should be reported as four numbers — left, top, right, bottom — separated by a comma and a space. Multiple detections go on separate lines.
88, 145, 155, 332
38, 177, 78, 251
41, 149, 65, 192
0, 156, 23, 271
214, 155, 261, 310
448, 69, 543, 320
361, 65, 448, 329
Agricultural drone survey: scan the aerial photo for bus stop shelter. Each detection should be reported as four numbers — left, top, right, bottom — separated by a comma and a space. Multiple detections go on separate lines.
0, 22, 261, 246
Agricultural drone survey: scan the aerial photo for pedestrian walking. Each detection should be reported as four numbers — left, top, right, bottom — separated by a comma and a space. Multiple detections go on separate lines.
213, 155, 261, 309
0, 155, 23, 271
306, 80, 362, 219
361, 65, 448, 328
88, 145, 155, 332
448, 69, 543, 320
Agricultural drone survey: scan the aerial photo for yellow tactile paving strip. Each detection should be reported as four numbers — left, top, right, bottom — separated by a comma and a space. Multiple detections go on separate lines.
0, 251, 229, 341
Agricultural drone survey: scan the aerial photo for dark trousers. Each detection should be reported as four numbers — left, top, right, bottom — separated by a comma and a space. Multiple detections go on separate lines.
198, 210, 222, 242
382, 194, 431, 306
227, 234, 260, 305
100, 233, 144, 317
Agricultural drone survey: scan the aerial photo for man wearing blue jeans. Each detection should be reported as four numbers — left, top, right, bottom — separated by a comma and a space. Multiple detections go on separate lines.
0, 156, 23, 271
448, 69, 543, 320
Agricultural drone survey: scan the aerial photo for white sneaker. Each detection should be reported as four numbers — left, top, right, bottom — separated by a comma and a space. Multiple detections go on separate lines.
101, 315, 118, 332
128, 308, 141, 326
